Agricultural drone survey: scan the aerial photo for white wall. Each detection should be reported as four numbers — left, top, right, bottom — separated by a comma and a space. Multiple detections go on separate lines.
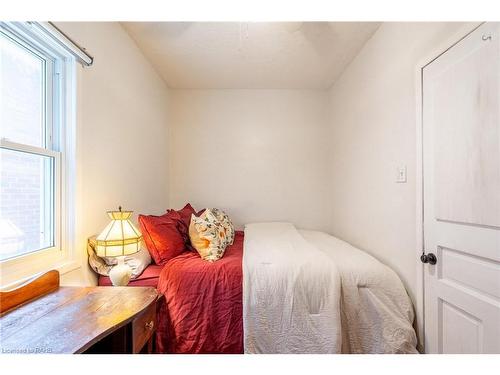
169, 89, 330, 231
54, 22, 171, 285
327, 22, 473, 308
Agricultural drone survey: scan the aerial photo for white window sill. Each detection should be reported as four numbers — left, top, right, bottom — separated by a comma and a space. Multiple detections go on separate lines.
0, 260, 81, 291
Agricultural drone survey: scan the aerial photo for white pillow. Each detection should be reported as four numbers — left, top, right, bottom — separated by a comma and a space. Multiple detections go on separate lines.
88, 242, 152, 279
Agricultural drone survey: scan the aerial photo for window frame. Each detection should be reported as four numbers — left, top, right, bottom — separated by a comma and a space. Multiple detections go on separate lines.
0, 22, 78, 286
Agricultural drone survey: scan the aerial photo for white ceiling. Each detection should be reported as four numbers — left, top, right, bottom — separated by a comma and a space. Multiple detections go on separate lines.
122, 22, 380, 89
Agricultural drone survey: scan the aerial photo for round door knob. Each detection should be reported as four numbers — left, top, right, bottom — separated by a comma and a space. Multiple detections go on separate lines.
420, 253, 437, 265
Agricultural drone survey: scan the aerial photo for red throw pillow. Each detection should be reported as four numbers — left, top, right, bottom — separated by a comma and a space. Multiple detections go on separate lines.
167, 203, 205, 250
138, 211, 186, 265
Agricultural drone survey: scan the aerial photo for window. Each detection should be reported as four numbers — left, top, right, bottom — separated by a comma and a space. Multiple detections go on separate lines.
0, 22, 79, 285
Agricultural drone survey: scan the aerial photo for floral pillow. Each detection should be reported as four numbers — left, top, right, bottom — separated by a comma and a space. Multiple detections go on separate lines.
212, 208, 235, 246
188, 208, 234, 262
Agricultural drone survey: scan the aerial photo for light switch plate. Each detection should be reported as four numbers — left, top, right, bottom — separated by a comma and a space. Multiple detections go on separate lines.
396, 165, 407, 183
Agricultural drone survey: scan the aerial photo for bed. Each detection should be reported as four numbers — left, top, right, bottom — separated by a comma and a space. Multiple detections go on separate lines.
152, 222, 417, 354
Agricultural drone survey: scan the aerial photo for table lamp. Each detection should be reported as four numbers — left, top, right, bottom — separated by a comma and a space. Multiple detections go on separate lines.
96, 206, 142, 286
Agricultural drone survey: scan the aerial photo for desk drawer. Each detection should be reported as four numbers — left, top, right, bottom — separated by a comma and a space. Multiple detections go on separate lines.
132, 302, 156, 353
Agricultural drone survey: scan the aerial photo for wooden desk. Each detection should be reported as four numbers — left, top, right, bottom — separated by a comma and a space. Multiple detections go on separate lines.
0, 286, 159, 354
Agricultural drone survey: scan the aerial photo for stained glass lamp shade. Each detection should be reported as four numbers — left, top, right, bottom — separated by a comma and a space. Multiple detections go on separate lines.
96, 207, 142, 258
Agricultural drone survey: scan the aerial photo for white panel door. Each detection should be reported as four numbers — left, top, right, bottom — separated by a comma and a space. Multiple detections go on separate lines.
423, 22, 500, 354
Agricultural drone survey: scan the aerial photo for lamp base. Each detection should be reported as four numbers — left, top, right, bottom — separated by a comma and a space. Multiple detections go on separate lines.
109, 257, 132, 286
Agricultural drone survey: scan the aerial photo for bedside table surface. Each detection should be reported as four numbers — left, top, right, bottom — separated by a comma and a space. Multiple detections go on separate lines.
0, 286, 158, 354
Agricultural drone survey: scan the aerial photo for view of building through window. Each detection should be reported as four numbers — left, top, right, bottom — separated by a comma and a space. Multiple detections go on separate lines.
0, 32, 54, 261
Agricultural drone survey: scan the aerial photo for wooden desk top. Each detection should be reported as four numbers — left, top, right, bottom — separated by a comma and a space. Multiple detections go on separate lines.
0, 286, 158, 354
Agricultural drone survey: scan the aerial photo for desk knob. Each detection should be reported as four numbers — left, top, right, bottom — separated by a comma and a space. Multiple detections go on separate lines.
145, 321, 154, 330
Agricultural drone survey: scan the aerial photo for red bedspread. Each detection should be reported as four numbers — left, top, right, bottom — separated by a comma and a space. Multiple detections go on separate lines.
156, 231, 244, 354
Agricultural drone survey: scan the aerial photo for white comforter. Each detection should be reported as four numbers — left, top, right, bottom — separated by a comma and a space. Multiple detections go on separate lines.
300, 229, 418, 353
243, 222, 342, 353
243, 222, 418, 354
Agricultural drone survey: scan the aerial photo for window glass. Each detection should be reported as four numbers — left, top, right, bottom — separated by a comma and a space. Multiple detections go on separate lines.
0, 148, 54, 260
0, 33, 44, 148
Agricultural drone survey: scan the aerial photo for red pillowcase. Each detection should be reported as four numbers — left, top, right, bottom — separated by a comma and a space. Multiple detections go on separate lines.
167, 203, 205, 250
138, 211, 186, 265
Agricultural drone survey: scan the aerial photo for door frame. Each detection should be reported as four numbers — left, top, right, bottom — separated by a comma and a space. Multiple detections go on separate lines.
414, 22, 484, 352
